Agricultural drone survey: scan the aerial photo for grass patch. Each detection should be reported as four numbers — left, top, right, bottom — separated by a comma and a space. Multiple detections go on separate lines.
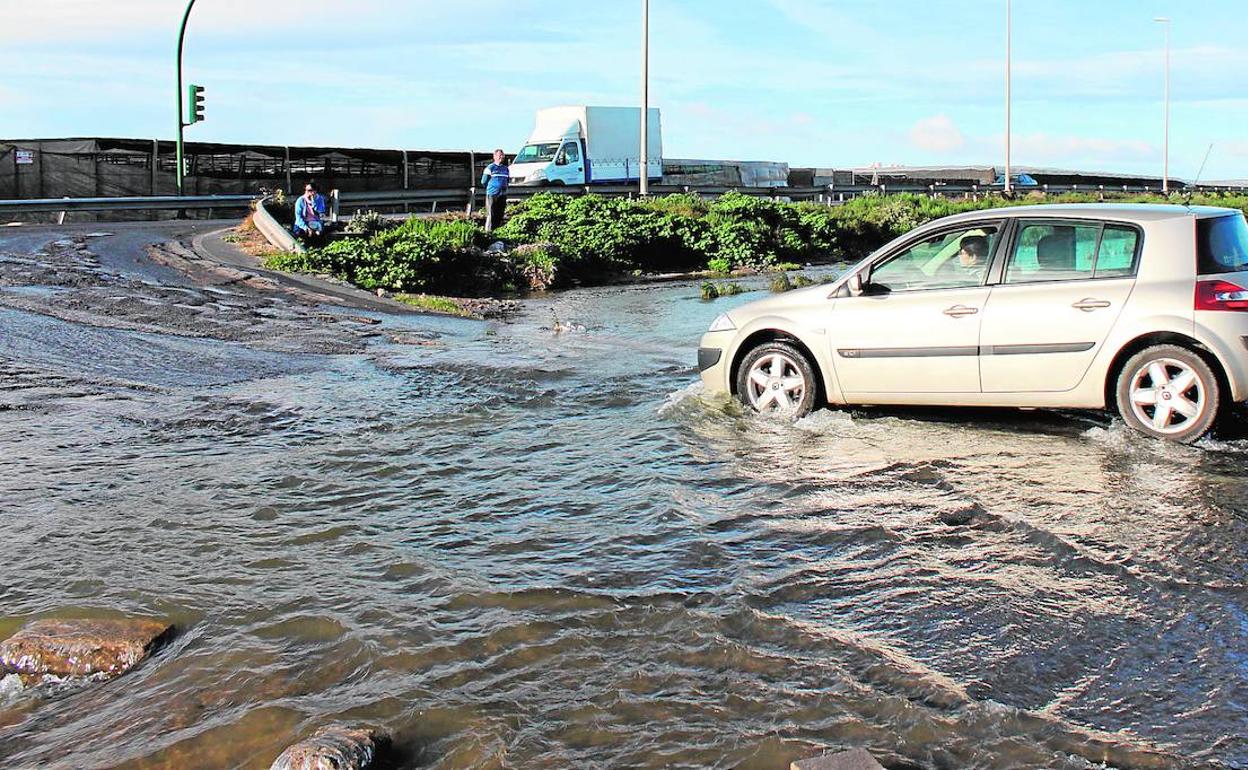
395, 293, 477, 317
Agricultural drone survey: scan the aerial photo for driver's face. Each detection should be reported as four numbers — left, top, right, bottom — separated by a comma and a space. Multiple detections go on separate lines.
959, 249, 979, 267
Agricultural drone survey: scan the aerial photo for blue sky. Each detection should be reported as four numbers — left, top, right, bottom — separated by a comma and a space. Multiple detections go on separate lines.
2, 0, 1246, 180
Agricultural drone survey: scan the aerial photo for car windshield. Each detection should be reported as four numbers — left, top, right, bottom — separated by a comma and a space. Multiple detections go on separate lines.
514, 143, 561, 163
1197, 214, 1248, 275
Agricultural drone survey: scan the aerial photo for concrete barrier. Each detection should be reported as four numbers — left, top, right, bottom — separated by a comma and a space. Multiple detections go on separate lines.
254, 196, 303, 254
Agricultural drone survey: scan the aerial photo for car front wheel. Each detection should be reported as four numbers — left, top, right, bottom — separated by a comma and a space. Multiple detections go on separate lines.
736, 341, 817, 419
1115, 344, 1220, 443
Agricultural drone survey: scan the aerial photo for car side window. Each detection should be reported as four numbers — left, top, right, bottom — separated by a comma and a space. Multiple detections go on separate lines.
1005, 222, 1141, 283
1006, 223, 1100, 283
564, 142, 580, 162
1095, 226, 1140, 278
868, 225, 1000, 293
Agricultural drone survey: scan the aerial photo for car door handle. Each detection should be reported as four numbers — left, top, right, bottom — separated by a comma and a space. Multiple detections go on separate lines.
943, 305, 979, 318
1072, 298, 1112, 311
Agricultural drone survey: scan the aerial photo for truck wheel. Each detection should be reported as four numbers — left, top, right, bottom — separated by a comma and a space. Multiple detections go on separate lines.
736, 342, 817, 419
1115, 344, 1220, 443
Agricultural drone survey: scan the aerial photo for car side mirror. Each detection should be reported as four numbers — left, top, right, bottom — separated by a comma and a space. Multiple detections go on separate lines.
555, 152, 568, 166
847, 272, 865, 297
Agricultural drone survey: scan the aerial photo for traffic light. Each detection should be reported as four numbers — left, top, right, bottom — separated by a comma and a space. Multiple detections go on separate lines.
187, 84, 205, 125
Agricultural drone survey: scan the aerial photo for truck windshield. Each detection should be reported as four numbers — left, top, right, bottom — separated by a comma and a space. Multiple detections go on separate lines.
1197, 214, 1248, 275
514, 143, 561, 163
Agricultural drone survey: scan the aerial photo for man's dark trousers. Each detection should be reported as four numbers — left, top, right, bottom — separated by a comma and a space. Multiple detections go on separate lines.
485, 194, 506, 232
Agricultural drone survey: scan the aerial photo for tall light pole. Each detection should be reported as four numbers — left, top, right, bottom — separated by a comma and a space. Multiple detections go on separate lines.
1004, 0, 1012, 195
640, 0, 650, 196
175, 0, 198, 196
1154, 17, 1171, 195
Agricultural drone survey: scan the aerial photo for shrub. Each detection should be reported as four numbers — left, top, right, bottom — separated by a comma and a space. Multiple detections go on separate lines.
769, 272, 793, 293
512, 242, 560, 291
344, 210, 388, 236
701, 281, 720, 300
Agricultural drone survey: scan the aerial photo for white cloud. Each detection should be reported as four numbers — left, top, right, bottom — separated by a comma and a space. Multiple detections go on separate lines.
909, 115, 964, 154
1008, 132, 1156, 164
764, 0, 881, 44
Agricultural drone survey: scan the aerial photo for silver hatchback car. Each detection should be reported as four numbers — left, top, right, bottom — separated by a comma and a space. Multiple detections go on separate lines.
698, 204, 1248, 442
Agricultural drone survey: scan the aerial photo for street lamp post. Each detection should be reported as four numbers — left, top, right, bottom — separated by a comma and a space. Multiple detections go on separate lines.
640, 0, 650, 196
1154, 17, 1171, 195
1004, 0, 1012, 195
176, 0, 198, 196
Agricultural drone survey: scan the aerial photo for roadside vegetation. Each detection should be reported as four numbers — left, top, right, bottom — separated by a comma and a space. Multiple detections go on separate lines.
261, 191, 1248, 298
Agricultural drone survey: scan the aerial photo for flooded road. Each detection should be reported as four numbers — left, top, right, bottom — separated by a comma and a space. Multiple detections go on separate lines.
1, 224, 1246, 769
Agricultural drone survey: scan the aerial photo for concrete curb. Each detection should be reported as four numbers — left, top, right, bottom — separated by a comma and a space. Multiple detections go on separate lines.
253, 195, 302, 254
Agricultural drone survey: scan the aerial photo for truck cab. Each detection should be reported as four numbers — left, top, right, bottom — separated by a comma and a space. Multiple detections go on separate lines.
512, 135, 584, 187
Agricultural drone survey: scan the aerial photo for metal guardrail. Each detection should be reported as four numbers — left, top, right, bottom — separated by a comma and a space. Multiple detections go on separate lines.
334, 184, 836, 214
3, 181, 1246, 218
335, 182, 1248, 212
0, 194, 256, 214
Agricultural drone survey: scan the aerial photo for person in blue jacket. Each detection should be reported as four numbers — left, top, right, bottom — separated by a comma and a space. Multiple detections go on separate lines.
294, 181, 328, 242
481, 150, 510, 233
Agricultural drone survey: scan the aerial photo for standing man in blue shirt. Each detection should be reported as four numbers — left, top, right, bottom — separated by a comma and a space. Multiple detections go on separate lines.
481, 149, 510, 233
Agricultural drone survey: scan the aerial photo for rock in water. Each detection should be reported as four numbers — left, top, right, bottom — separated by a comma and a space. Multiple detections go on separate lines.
0, 673, 24, 703
792, 748, 886, 770
270, 725, 381, 770
0, 618, 173, 681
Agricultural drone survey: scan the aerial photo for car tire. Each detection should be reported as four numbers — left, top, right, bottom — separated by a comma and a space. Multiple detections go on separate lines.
1115, 344, 1220, 443
735, 341, 818, 419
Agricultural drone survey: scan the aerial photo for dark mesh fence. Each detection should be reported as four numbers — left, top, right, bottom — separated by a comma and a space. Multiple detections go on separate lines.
0, 138, 485, 199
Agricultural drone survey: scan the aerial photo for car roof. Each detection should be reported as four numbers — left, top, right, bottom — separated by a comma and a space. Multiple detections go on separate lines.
936, 202, 1239, 226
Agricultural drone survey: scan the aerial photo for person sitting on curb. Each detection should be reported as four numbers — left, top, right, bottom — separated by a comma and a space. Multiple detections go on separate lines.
481, 150, 510, 233
294, 181, 328, 243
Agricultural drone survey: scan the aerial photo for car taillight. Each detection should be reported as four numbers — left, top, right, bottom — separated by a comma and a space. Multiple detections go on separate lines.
1195, 280, 1248, 312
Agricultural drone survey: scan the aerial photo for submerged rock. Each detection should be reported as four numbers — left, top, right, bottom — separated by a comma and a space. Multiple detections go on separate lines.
270, 725, 382, 770
792, 748, 885, 770
0, 617, 173, 682
0, 672, 24, 703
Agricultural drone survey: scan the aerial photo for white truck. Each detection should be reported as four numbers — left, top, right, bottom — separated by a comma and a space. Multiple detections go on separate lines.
510, 106, 662, 187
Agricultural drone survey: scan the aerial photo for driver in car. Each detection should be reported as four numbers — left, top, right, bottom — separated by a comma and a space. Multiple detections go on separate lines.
956, 235, 989, 279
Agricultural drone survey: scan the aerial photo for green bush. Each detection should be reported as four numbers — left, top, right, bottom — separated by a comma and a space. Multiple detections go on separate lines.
269, 215, 503, 295
512, 242, 560, 290
769, 272, 793, 293
344, 210, 388, 236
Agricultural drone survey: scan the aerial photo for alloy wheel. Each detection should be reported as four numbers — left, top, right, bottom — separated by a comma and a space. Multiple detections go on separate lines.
1128, 357, 1206, 435
745, 352, 808, 414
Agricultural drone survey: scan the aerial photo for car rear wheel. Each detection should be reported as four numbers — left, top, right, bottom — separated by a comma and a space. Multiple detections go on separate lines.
736, 342, 817, 419
1115, 344, 1220, 443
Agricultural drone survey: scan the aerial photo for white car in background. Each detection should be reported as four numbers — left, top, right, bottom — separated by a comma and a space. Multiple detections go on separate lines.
698, 204, 1248, 443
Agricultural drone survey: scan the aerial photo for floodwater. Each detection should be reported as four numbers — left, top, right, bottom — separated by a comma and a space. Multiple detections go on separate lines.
1, 225, 1246, 770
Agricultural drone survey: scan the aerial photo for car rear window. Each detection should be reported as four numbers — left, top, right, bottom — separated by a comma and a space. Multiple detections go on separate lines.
1197, 214, 1248, 275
